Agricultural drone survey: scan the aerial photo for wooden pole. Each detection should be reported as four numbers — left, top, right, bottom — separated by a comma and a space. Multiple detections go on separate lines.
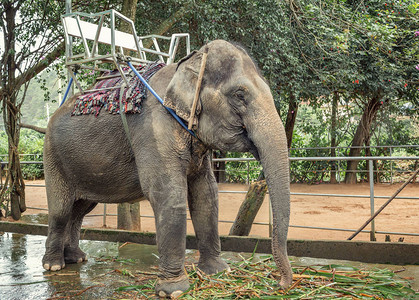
188, 51, 207, 130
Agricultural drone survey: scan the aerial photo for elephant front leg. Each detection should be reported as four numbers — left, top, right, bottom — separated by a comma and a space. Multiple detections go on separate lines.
188, 161, 230, 275
148, 184, 190, 297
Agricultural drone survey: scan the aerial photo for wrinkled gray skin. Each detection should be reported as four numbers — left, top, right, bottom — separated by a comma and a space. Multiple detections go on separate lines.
42, 40, 292, 296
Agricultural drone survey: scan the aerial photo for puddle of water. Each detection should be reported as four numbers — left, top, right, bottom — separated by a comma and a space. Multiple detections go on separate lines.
0, 233, 50, 299
0, 233, 164, 299
0, 232, 417, 299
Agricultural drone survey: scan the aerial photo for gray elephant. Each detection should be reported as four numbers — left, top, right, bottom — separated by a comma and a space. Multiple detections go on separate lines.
42, 40, 292, 296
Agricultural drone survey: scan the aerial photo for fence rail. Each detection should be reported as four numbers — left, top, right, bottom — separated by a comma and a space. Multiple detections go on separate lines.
1, 151, 418, 242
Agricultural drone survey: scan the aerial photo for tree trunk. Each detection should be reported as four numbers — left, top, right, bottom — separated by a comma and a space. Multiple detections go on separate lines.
2, 93, 26, 221
229, 180, 268, 236
345, 95, 382, 184
121, 0, 137, 22
117, 202, 141, 231
330, 92, 338, 183
284, 93, 298, 148
142, 3, 192, 49
213, 151, 226, 183
0, 2, 26, 220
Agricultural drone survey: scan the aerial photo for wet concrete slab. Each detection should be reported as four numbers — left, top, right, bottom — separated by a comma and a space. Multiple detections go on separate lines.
0, 232, 417, 299
0, 233, 163, 299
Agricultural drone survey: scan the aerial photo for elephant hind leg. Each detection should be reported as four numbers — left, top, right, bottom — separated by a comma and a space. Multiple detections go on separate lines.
64, 199, 97, 264
43, 179, 96, 271
43, 194, 73, 271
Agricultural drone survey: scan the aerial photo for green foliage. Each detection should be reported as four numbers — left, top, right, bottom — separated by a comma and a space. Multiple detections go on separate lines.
0, 129, 44, 180
18, 129, 44, 180
2, 0, 417, 186
0, 131, 7, 156
287, 98, 418, 183
21, 71, 61, 127
223, 152, 261, 183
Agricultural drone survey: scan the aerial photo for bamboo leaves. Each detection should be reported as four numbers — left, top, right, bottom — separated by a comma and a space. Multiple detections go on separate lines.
116, 255, 416, 299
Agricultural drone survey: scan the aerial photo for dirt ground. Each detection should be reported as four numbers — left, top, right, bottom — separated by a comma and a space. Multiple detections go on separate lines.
22, 180, 419, 243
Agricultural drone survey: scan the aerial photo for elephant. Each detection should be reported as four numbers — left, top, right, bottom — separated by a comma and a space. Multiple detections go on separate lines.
42, 39, 292, 297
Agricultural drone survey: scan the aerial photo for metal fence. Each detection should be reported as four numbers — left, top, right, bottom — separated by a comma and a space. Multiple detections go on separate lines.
289, 145, 418, 185
213, 155, 419, 241
1, 150, 418, 241
212, 145, 418, 185
1, 145, 417, 183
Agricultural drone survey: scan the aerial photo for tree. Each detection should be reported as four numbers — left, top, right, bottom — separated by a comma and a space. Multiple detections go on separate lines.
0, 0, 64, 219
0, 0, 116, 219
344, 0, 419, 183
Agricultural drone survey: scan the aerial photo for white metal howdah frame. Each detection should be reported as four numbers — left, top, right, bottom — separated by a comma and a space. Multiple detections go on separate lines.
61, 9, 190, 93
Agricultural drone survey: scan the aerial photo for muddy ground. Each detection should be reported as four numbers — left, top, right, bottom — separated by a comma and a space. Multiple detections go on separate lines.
21, 180, 419, 244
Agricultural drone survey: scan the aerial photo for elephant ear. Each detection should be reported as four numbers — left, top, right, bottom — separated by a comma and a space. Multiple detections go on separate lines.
164, 50, 205, 128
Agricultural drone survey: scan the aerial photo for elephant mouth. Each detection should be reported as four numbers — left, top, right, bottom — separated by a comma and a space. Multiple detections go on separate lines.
249, 146, 260, 161
242, 127, 260, 161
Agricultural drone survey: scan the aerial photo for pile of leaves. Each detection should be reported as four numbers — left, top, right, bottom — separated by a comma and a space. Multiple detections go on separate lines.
115, 255, 417, 299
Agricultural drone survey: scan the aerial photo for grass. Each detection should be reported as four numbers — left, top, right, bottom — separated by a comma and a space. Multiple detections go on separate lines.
114, 254, 417, 299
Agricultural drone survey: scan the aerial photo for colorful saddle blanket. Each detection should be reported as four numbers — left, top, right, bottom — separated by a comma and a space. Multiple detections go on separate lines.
72, 61, 165, 116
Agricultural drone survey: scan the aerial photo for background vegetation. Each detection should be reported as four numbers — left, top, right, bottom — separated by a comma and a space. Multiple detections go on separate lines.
1, 0, 418, 218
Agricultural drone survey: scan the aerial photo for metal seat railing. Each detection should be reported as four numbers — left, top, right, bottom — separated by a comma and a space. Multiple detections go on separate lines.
61, 9, 190, 94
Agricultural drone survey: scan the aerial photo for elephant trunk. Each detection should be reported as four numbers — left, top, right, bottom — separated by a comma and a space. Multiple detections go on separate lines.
245, 106, 292, 288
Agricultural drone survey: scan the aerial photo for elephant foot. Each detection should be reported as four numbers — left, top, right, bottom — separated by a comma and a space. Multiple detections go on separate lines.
155, 275, 190, 298
198, 256, 230, 275
64, 246, 88, 264
42, 254, 65, 271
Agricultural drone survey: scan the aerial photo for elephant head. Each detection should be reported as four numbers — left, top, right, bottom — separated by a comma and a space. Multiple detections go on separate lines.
165, 40, 292, 288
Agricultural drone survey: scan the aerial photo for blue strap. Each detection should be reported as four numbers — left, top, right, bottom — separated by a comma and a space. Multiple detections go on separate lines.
127, 61, 197, 138
59, 75, 74, 107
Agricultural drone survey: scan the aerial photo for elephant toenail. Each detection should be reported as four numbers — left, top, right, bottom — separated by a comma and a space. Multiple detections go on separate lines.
171, 290, 183, 298
158, 291, 167, 297
51, 265, 61, 271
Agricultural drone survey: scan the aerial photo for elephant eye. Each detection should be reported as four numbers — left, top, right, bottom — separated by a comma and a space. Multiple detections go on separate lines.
234, 88, 246, 101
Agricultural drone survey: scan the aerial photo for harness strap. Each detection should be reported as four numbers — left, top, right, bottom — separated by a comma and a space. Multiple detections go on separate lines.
126, 61, 197, 138
59, 74, 75, 107
188, 49, 208, 130
118, 80, 133, 147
